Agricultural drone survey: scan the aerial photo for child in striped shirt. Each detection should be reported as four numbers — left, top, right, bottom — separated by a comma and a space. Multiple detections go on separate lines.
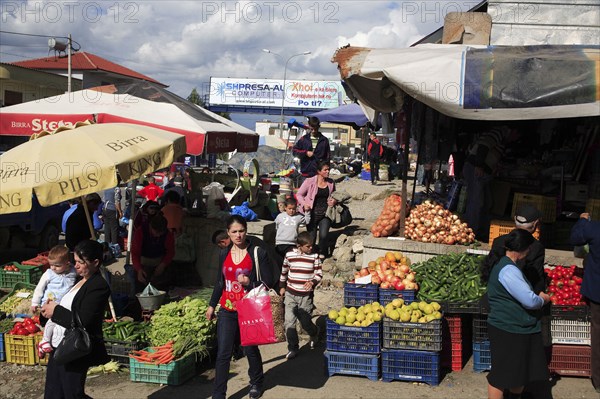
279, 231, 323, 360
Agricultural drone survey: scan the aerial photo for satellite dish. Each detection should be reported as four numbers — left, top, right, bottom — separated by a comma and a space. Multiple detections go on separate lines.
48, 38, 67, 52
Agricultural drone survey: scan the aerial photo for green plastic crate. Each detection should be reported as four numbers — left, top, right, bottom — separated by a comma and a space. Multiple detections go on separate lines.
0, 263, 43, 289
129, 349, 195, 385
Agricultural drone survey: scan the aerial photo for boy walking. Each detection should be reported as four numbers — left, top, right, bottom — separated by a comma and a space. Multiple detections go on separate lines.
274, 197, 310, 265
279, 232, 323, 360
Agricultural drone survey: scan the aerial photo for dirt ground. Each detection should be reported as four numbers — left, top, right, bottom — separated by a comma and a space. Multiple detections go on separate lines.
0, 177, 598, 398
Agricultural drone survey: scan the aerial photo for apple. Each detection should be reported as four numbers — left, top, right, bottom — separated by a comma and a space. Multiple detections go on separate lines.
380, 281, 391, 289
359, 268, 370, 277
394, 281, 405, 291
399, 265, 410, 273
390, 276, 400, 286
372, 276, 382, 285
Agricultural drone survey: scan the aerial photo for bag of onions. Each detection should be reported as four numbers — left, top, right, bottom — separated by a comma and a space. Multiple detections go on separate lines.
405, 200, 475, 244
370, 194, 404, 237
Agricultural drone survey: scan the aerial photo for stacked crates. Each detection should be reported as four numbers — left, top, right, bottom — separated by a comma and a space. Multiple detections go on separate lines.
441, 314, 472, 371
381, 316, 442, 385
549, 305, 591, 377
325, 283, 381, 380
472, 314, 491, 372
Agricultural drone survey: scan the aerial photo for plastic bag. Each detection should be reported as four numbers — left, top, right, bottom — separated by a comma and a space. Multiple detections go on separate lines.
236, 284, 283, 346
173, 232, 196, 262
203, 182, 229, 219
141, 283, 161, 296
231, 201, 258, 221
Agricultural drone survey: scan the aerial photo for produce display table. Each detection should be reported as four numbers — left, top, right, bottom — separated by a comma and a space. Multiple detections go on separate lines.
362, 236, 583, 269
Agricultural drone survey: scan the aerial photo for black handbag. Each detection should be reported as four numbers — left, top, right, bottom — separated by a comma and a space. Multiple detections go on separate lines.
331, 205, 353, 228
53, 307, 92, 365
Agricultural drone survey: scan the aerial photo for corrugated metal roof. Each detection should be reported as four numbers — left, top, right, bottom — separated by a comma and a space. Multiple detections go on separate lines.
10, 52, 165, 86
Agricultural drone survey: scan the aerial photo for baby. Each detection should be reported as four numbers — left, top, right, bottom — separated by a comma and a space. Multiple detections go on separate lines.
31, 245, 77, 358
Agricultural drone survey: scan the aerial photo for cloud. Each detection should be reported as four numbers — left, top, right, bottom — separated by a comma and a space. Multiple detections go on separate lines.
0, 0, 477, 100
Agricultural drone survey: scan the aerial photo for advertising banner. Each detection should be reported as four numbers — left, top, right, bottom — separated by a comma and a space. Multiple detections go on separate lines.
209, 78, 344, 110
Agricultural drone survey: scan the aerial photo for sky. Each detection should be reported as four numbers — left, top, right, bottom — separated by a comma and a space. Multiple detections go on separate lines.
0, 0, 480, 128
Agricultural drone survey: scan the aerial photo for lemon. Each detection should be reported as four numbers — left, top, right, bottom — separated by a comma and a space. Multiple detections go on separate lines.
339, 308, 348, 317
348, 307, 357, 314
328, 310, 339, 320
356, 313, 366, 322
373, 312, 382, 322
346, 313, 356, 323
335, 316, 346, 325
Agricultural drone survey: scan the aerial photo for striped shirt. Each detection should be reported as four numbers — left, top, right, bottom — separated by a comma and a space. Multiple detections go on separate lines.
466, 128, 506, 174
280, 250, 323, 296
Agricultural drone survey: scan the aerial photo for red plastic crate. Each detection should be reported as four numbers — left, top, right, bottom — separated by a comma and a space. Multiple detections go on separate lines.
441, 315, 472, 371
444, 315, 463, 343
549, 344, 591, 378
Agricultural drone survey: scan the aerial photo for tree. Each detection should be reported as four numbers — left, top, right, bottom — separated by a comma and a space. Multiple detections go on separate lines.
187, 88, 230, 120
187, 88, 204, 107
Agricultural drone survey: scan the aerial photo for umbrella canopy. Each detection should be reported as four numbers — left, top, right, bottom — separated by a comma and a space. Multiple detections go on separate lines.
308, 103, 370, 129
332, 44, 600, 120
0, 82, 258, 155
0, 123, 186, 214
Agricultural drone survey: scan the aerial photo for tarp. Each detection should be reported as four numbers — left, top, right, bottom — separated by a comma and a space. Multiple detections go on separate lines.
308, 103, 369, 128
332, 44, 600, 120
0, 82, 258, 154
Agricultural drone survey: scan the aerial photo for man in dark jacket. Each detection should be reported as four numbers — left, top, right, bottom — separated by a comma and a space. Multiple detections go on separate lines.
292, 116, 330, 183
571, 212, 600, 393
65, 193, 102, 251
367, 132, 384, 185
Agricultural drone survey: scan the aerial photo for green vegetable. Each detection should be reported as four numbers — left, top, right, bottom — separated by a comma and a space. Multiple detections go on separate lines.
148, 296, 216, 361
413, 253, 486, 302
103, 320, 150, 342
0, 318, 15, 333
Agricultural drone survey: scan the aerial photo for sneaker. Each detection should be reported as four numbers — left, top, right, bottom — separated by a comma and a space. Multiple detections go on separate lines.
285, 350, 297, 360
371, 181, 376, 185
249, 384, 263, 399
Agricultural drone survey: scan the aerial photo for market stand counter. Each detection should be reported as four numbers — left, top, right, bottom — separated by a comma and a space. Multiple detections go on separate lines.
362, 236, 583, 269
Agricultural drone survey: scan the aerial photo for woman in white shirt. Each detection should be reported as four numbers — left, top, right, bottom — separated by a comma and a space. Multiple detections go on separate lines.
41, 240, 111, 399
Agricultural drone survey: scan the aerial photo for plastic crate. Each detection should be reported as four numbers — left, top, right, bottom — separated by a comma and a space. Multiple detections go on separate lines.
381, 349, 440, 385
0, 263, 43, 289
551, 319, 591, 345
445, 301, 481, 314
441, 339, 472, 372
360, 170, 371, 181
382, 318, 442, 351
473, 340, 491, 372
0, 282, 37, 317
5, 334, 37, 365
443, 314, 464, 343
324, 350, 380, 381
549, 344, 591, 377
378, 289, 416, 306
326, 319, 381, 354
489, 219, 540, 246
473, 314, 488, 342
33, 334, 48, 366
0, 333, 4, 362
105, 338, 148, 365
129, 349, 196, 386
343, 283, 378, 307
586, 198, 600, 219
511, 193, 557, 223
550, 304, 590, 321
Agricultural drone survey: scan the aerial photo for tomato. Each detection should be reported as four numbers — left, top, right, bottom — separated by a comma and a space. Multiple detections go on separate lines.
23, 318, 34, 327
24, 324, 38, 334
14, 327, 29, 336
31, 316, 40, 325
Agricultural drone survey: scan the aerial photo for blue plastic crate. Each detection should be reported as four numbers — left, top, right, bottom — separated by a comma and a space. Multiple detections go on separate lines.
344, 283, 378, 307
378, 289, 416, 306
360, 170, 371, 181
0, 333, 4, 362
382, 318, 443, 351
324, 350, 380, 381
381, 348, 440, 385
473, 340, 491, 372
326, 319, 381, 354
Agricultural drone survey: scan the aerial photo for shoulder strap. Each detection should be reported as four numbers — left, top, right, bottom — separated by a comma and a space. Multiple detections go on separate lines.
254, 246, 261, 282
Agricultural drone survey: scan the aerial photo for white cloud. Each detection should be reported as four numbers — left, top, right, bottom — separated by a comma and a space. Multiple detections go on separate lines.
0, 0, 477, 100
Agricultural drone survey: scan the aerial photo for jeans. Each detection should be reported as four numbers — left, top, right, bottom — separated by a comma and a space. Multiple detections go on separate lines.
103, 209, 119, 245
213, 310, 264, 399
284, 293, 317, 351
369, 158, 380, 182
307, 215, 332, 257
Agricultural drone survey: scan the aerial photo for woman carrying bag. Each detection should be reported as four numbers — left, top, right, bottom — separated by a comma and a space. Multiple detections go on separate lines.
205, 215, 275, 399
41, 240, 111, 399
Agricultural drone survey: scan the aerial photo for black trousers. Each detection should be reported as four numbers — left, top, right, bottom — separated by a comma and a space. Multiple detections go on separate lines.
369, 158, 380, 182
102, 209, 119, 245
44, 352, 89, 399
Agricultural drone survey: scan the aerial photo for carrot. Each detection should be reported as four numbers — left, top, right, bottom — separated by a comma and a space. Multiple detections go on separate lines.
157, 355, 174, 364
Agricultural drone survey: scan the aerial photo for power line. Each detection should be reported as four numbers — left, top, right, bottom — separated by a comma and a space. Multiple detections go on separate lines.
0, 30, 82, 51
